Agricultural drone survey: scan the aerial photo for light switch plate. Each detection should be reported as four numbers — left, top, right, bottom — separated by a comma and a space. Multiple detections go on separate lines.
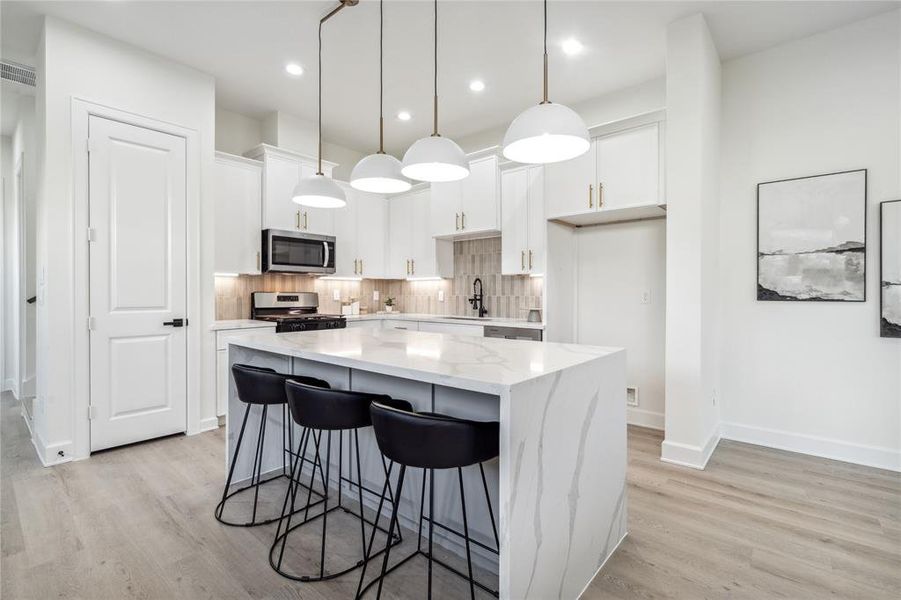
373, 290, 380, 302
438, 290, 445, 302
333, 289, 341, 301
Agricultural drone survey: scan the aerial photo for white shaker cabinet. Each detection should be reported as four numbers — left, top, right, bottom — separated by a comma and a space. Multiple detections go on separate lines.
213, 152, 262, 274
389, 188, 453, 279
544, 122, 664, 225
501, 165, 545, 275
246, 144, 337, 236
430, 155, 499, 238
334, 183, 388, 278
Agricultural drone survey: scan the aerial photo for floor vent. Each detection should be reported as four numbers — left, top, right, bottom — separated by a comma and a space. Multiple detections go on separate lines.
1, 60, 36, 87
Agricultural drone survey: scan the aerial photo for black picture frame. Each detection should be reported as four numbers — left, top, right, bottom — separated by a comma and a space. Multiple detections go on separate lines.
880, 199, 901, 338
756, 169, 867, 302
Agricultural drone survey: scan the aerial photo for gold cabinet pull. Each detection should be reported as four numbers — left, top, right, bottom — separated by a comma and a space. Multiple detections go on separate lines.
461, 212, 465, 229
354, 258, 358, 274
455, 213, 460, 230
256, 251, 261, 271
295, 210, 301, 229
303, 212, 308, 230
599, 182, 604, 208
589, 184, 593, 208
359, 259, 363, 275
529, 249, 533, 270
411, 259, 415, 275
521, 250, 525, 270
406, 259, 410, 275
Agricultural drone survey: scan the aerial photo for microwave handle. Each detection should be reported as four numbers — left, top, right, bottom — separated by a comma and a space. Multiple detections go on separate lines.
323, 241, 330, 268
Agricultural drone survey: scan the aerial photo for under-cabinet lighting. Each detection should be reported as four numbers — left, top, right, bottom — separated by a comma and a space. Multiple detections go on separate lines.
214, 272, 240, 278
529, 273, 544, 278
319, 276, 363, 282
405, 277, 444, 282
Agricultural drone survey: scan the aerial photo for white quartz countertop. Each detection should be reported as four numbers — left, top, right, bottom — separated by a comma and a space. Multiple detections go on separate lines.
228, 328, 620, 395
344, 313, 545, 330
210, 319, 277, 331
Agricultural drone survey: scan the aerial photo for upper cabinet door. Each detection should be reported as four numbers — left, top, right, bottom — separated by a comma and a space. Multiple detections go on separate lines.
526, 166, 546, 274
460, 155, 499, 234
543, 142, 597, 220
355, 191, 388, 278
297, 163, 335, 236
262, 154, 303, 231
388, 193, 414, 279
596, 122, 660, 210
410, 189, 436, 276
501, 168, 529, 276
430, 180, 462, 238
213, 155, 262, 274
332, 182, 358, 277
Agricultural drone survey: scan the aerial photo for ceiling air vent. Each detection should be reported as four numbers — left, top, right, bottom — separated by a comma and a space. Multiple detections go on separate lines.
1, 60, 36, 87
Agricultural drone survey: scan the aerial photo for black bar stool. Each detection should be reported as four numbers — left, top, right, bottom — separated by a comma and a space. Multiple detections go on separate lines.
269, 381, 412, 582
357, 402, 500, 599
215, 364, 329, 527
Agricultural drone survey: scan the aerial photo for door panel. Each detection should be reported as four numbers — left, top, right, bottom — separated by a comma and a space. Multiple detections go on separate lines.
430, 180, 461, 238
501, 168, 528, 275
461, 155, 498, 233
388, 193, 414, 278
596, 123, 660, 209
89, 115, 187, 452
333, 183, 358, 277
543, 141, 596, 219
356, 192, 388, 278
526, 166, 546, 274
263, 154, 303, 231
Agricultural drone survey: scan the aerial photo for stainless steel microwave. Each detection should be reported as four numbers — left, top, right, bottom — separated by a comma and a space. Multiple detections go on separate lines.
262, 229, 336, 274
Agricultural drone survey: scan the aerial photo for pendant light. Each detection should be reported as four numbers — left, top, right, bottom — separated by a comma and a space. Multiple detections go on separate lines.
502, 0, 589, 164
292, 1, 356, 208
350, 0, 411, 194
401, 0, 469, 183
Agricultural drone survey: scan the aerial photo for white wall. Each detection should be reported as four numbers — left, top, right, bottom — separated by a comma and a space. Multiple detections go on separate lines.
717, 10, 901, 471
215, 107, 262, 155
36, 17, 217, 463
1, 134, 11, 392
661, 14, 723, 469
576, 220, 667, 429
259, 110, 364, 181
12, 95, 36, 398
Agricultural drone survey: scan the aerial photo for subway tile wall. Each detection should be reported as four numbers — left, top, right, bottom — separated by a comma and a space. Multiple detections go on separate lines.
215, 236, 543, 320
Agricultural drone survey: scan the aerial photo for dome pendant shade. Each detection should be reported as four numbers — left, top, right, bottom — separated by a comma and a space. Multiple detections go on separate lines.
350, 153, 411, 193
502, 102, 590, 164
292, 173, 347, 208
401, 135, 469, 183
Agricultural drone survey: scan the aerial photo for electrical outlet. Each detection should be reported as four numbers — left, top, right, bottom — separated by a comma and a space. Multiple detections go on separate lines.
373, 290, 379, 302
333, 289, 341, 301
438, 290, 445, 302
626, 387, 639, 407
640, 290, 651, 304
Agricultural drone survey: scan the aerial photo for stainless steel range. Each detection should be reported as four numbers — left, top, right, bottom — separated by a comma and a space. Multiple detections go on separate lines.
250, 292, 346, 333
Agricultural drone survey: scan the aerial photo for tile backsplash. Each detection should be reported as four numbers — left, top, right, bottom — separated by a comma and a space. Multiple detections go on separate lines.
215, 236, 543, 320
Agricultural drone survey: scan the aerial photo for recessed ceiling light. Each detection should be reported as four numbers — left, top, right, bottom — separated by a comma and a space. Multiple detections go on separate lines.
397, 110, 412, 121
285, 63, 304, 76
469, 80, 485, 92
561, 38, 583, 56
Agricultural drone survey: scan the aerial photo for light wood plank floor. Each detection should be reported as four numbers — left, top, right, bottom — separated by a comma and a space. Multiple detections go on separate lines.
2, 391, 899, 599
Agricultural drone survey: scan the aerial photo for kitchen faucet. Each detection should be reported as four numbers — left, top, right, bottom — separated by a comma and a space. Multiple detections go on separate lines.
469, 278, 488, 318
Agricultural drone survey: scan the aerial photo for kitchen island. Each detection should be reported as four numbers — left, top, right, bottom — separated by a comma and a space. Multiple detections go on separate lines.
226, 328, 626, 599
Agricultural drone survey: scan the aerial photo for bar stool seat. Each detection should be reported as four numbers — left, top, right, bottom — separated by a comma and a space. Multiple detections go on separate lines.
357, 403, 500, 599
269, 381, 412, 583
214, 364, 329, 527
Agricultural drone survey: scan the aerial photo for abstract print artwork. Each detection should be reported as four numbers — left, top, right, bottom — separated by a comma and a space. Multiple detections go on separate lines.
881, 200, 901, 338
757, 169, 867, 302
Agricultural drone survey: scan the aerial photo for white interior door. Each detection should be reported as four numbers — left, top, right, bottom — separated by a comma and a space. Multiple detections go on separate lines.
88, 115, 188, 452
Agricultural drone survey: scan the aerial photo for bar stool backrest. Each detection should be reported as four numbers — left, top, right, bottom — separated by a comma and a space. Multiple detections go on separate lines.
232, 363, 329, 406
285, 381, 392, 431
369, 403, 500, 469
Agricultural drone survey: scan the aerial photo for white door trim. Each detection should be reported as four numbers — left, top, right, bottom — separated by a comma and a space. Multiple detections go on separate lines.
71, 97, 202, 460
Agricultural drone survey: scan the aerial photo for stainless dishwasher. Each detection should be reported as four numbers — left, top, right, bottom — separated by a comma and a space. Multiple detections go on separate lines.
483, 325, 543, 341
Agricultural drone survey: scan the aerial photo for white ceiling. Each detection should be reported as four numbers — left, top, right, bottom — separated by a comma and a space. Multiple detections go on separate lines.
1, 1, 897, 155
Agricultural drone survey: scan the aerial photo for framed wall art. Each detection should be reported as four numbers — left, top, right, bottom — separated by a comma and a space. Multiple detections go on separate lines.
881, 199, 901, 338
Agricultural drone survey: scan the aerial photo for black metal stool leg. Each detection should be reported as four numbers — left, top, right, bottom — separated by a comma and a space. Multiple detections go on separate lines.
480, 462, 500, 551
355, 460, 394, 600
319, 430, 332, 580
354, 430, 367, 551
250, 405, 269, 524
458, 467, 476, 600
375, 464, 407, 600
428, 468, 435, 600
275, 426, 313, 570
215, 403, 251, 520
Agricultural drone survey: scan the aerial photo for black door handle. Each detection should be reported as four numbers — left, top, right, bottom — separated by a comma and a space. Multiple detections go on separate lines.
163, 318, 187, 327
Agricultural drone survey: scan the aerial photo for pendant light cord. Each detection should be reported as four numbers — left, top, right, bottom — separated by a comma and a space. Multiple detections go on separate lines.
378, 0, 384, 153
316, 0, 356, 174
432, 0, 439, 136
542, 0, 549, 104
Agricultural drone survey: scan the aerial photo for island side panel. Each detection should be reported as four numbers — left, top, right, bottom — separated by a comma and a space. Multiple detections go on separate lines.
499, 350, 627, 599
226, 345, 291, 482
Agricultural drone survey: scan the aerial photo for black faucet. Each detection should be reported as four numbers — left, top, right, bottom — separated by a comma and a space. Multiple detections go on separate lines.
469, 278, 488, 318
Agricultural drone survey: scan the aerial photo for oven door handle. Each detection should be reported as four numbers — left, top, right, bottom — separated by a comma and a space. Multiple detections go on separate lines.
323, 241, 330, 268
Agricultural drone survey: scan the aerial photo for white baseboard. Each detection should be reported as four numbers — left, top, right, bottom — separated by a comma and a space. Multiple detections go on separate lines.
198, 416, 220, 433
721, 422, 901, 473
4, 378, 19, 399
660, 425, 721, 470
627, 408, 664, 430
31, 428, 74, 467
